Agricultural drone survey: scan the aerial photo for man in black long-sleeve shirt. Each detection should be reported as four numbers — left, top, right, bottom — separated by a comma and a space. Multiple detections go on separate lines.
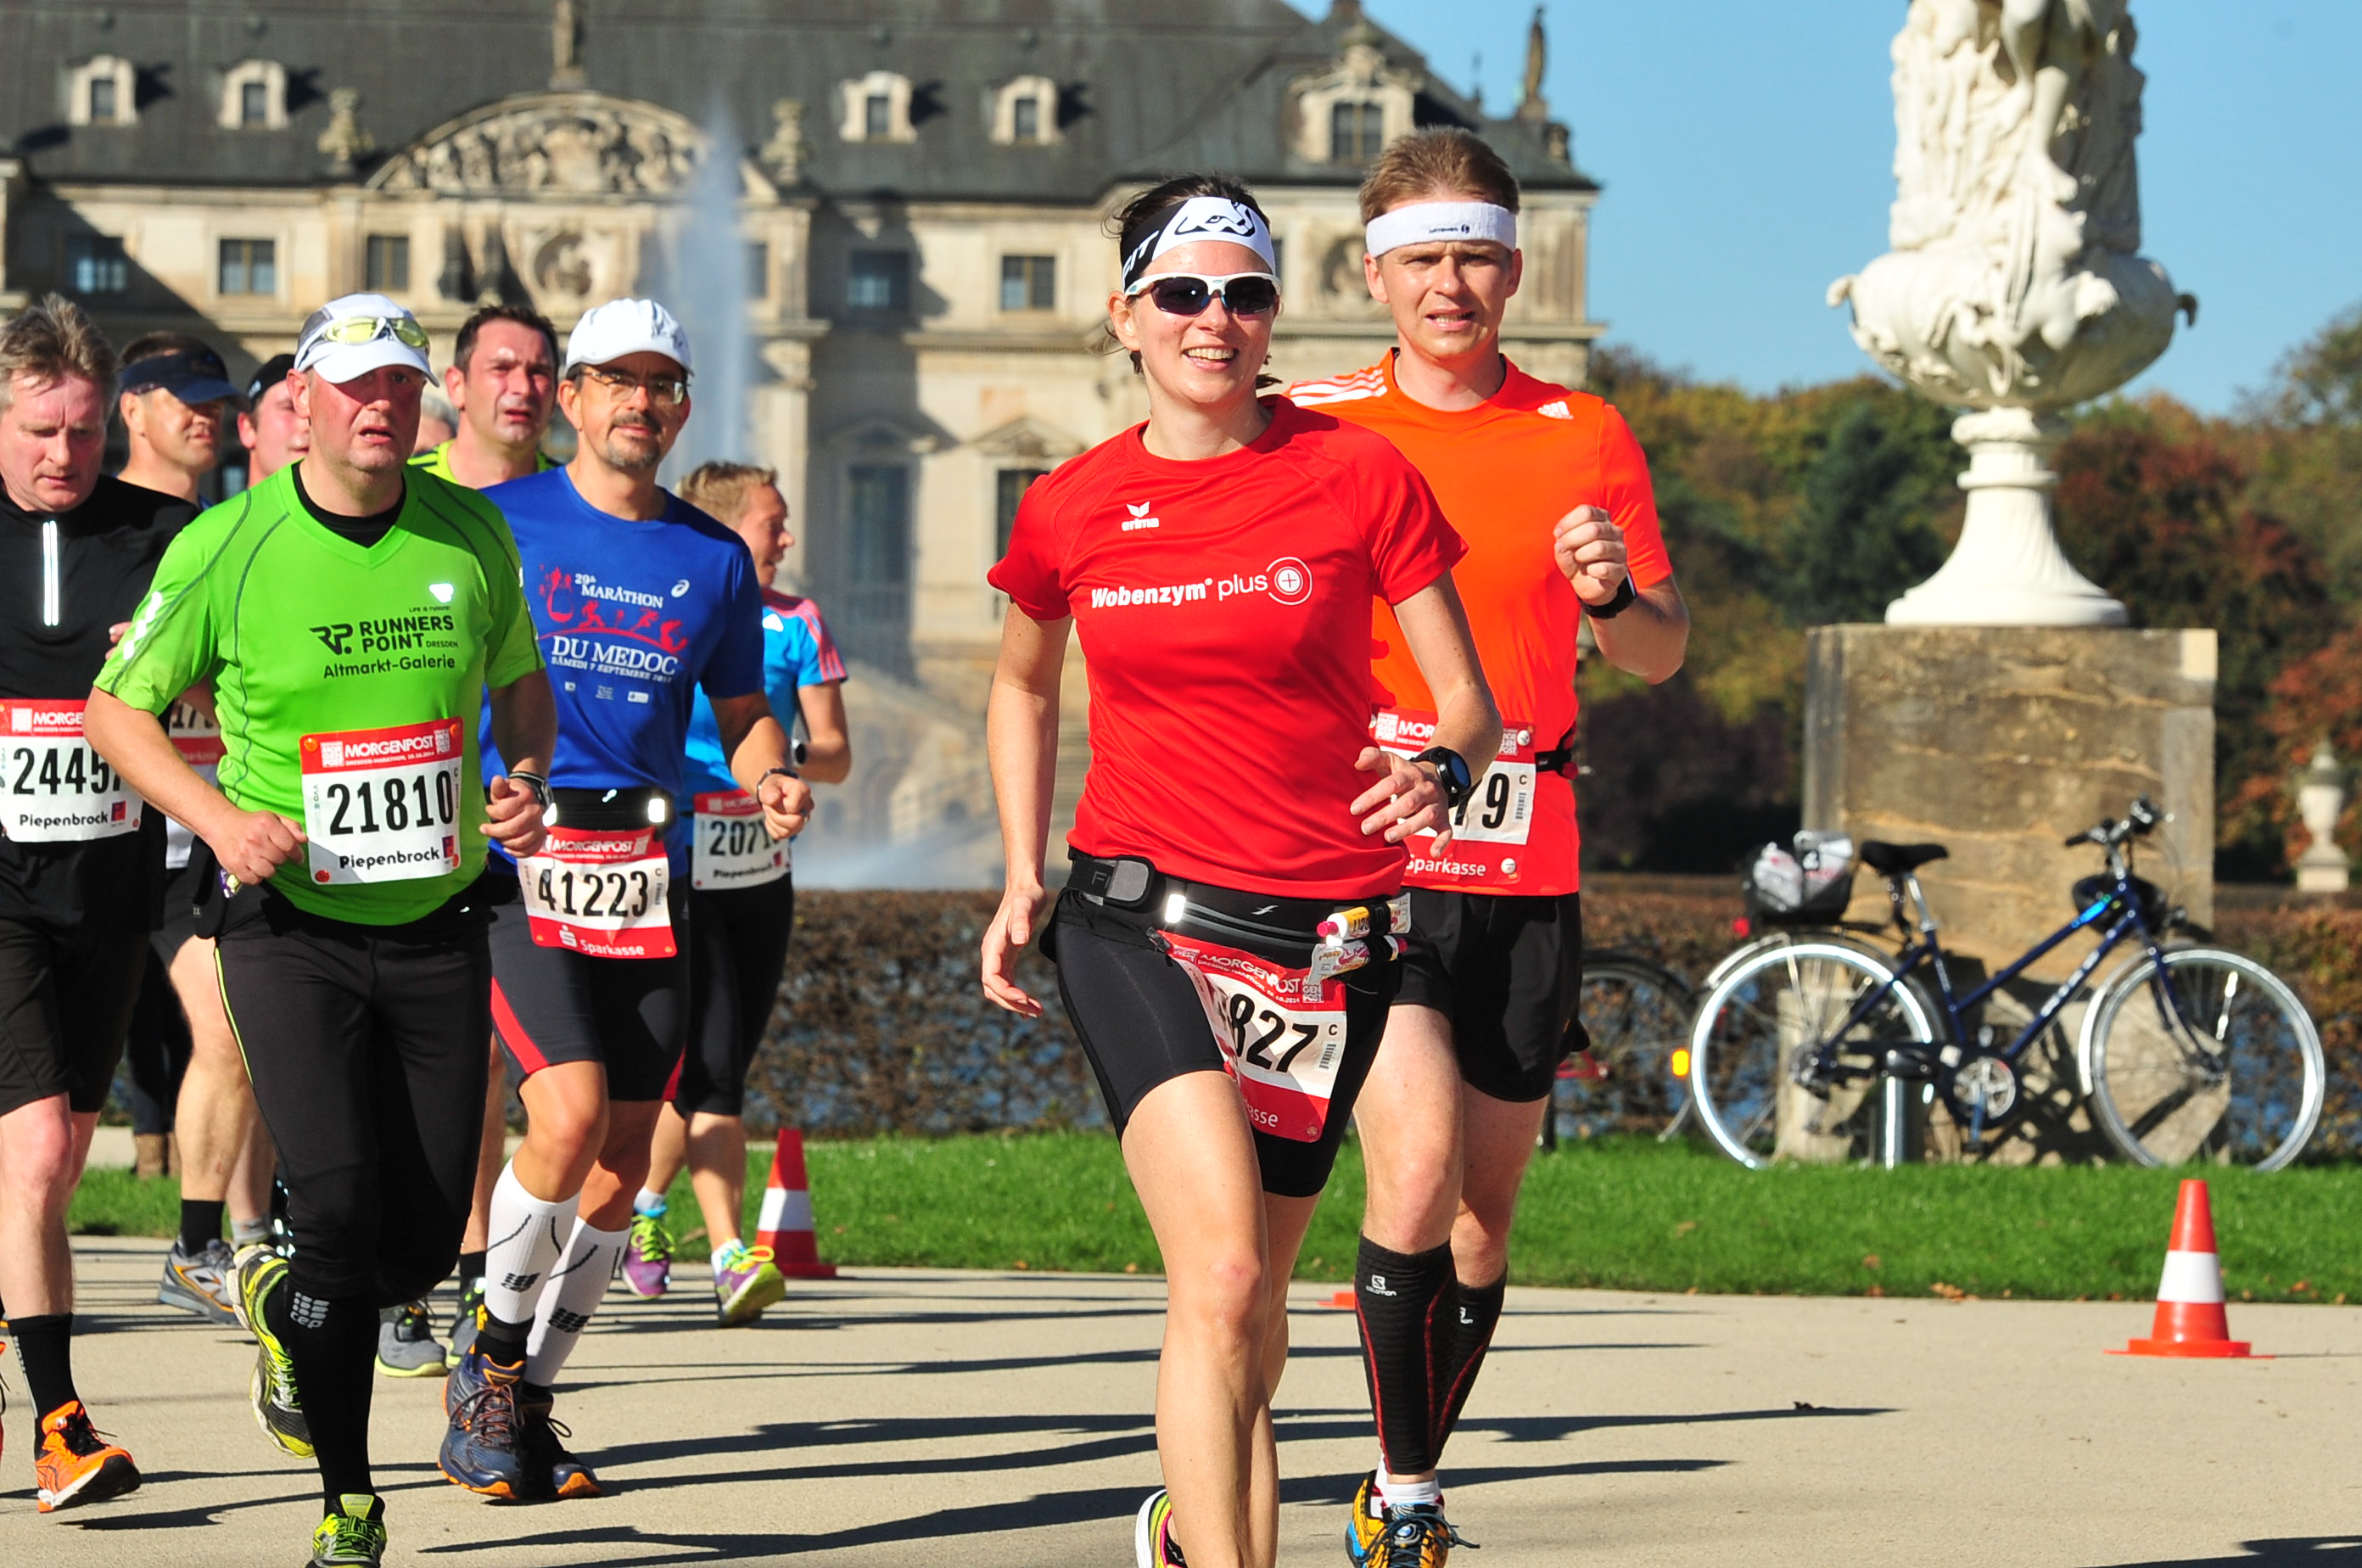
0, 294, 191, 1513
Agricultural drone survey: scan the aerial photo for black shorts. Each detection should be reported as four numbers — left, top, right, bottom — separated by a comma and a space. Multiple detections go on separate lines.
0, 913, 149, 1117
216, 882, 490, 1305
484, 869, 691, 1104
149, 858, 205, 966
1046, 881, 1399, 1200
676, 876, 795, 1118
1394, 889, 1585, 1103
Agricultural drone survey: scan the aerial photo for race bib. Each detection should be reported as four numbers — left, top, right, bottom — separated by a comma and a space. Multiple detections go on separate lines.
1159, 930, 1351, 1144
166, 699, 224, 766
691, 791, 788, 890
0, 699, 142, 842
299, 720, 465, 885
518, 826, 675, 959
1372, 708, 1537, 889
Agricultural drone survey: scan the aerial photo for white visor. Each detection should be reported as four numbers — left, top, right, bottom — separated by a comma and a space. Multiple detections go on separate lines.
1121, 196, 1279, 288
1364, 200, 1519, 258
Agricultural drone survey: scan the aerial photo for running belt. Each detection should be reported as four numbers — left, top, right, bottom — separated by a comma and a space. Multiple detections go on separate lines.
1066, 850, 1409, 958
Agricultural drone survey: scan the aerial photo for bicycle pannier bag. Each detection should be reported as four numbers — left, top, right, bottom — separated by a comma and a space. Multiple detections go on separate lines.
1742, 831, 1856, 925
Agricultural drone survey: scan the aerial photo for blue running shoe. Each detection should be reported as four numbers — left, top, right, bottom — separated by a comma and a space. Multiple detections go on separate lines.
438, 1349, 528, 1499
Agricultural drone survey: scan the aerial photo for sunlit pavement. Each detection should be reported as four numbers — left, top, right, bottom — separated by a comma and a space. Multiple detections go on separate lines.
6, 1237, 2359, 1565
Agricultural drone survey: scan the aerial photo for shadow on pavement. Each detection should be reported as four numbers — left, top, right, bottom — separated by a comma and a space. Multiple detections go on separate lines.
2106, 1543, 2362, 1567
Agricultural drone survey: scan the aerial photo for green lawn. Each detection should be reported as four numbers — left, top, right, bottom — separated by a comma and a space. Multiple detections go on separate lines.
72, 1133, 2362, 1303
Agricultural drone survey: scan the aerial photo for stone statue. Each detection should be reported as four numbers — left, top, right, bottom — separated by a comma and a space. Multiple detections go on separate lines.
376, 98, 703, 196
1518, 7, 1548, 120
1829, 0, 2195, 625
551, 0, 586, 89
762, 98, 807, 185
317, 88, 374, 177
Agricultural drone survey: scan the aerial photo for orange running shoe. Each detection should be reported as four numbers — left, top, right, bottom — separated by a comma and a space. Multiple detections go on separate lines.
35, 1400, 141, 1513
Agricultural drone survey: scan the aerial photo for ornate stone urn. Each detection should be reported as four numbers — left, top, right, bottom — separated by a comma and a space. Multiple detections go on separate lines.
1829, 0, 2194, 625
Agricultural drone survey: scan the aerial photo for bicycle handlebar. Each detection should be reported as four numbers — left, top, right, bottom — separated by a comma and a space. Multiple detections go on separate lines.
2063, 794, 2162, 850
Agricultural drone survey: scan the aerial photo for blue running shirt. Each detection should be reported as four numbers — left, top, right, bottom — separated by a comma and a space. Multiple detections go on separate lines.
478, 468, 764, 864
681, 589, 847, 798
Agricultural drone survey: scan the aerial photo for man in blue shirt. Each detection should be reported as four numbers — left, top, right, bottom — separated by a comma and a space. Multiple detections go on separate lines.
614, 462, 850, 1325
441, 300, 810, 1503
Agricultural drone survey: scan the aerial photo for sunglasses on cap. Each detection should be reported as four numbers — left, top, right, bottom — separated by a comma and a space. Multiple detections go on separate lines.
311, 315, 432, 350
1123, 272, 1280, 319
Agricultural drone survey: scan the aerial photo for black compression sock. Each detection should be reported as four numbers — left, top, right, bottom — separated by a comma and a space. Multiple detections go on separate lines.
473, 1308, 532, 1368
180, 1197, 227, 1254
458, 1250, 488, 1290
11, 1313, 79, 1419
1352, 1237, 1458, 1478
1433, 1274, 1507, 1455
269, 1282, 379, 1509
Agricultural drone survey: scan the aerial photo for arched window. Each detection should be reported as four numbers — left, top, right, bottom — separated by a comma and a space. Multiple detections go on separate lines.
220, 61, 289, 131
840, 72, 916, 143
68, 57, 138, 127
992, 76, 1060, 146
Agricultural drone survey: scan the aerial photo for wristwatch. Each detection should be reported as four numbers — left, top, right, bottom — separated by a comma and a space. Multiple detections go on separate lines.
1412, 747, 1475, 815
1586, 576, 1638, 620
758, 764, 800, 789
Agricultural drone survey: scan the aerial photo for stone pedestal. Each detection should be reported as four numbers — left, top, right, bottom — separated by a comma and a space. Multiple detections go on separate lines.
1805, 625, 2216, 976
1803, 625, 2217, 1165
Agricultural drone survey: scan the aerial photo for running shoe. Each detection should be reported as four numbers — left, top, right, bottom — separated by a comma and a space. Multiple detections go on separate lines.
230, 1240, 277, 1329
375, 1301, 449, 1378
311, 1493, 388, 1566
33, 1401, 140, 1512
439, 1348, 529, 1499
518, 1384, 603, 1499
1369, 1502, 1474, 1568
1134, 1488, 1187, 1567
1345, 1470, 1386, 1565
621, 1210, 674, 1297
240, 1249, 315, 1458
445, 1280, 485, 1369
158, 1236, 242, 1325
711, 1240, 786, 1326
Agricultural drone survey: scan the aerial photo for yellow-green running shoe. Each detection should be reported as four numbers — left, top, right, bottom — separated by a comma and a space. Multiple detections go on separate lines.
238, 1249, 314, 1458
310, 1493, 387, 1566
711, 1240, 786, 1326
1134, 1488, 1187, 1567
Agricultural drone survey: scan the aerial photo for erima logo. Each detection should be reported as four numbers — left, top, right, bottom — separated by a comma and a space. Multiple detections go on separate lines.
311, 624, 354, 654
1122, 501, 1160, 532
671, 579, 691, 597
428, 582, 456, 603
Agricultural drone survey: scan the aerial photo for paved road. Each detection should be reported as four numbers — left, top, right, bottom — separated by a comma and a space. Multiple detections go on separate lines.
5, 1238, 2359, 1565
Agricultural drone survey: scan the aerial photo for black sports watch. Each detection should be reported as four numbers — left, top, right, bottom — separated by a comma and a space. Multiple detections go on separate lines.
1412, 747, 1475, 815
1586, 576, 1637, 620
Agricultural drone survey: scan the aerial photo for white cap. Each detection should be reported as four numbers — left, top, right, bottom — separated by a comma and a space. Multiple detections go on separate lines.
563, 298, 693, 377
293, 293, 433, 383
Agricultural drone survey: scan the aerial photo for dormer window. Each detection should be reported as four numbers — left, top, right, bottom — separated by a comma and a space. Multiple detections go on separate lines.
220, 61, 288, 131
1331, 102, 1385, 162
841, 72, 916, 143
1290, 39, 1416, 164
992, 76, 1060, 146
68, 57, 138, 126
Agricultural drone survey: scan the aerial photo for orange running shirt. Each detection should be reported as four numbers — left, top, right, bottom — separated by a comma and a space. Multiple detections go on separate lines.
1286, 352, 1672, 896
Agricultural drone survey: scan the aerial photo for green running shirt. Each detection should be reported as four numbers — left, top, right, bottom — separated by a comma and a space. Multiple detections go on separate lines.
408, 441, 556, 484
96, 463, 544, 926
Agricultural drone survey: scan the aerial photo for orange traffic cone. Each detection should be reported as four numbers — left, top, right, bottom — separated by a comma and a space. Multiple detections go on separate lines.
1318, 1288, 1355, 1309
754, 1127, 837, 1280
2110, 1179, 2265, 1359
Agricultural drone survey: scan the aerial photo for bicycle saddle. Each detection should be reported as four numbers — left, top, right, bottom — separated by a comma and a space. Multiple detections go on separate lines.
1859, 840, 1948, 874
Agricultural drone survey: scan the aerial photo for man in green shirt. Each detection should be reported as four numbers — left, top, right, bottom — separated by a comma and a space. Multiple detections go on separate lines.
87, 293, 557, 1568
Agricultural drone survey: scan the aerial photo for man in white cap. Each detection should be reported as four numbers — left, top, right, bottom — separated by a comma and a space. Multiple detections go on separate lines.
440, 298, 809, 1503
87, 291, 556, 1567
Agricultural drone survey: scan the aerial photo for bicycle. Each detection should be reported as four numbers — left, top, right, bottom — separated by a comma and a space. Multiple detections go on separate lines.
1687, 797, 2326, 1171
1550, 949, 1696, 1144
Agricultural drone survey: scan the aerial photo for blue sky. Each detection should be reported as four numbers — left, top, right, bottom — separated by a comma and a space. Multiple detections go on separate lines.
1341, 0, 2362, 412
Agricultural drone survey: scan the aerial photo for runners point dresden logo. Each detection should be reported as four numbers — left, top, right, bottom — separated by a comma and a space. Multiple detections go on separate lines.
1265, 557, 1313, 606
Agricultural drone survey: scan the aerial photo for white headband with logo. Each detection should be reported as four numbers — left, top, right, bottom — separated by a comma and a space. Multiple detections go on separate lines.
1122, 196, 1279, 288
1364, 200, 1519, 258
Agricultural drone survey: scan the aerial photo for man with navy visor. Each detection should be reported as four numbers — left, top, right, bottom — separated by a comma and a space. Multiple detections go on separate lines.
439, 297, 809, 1503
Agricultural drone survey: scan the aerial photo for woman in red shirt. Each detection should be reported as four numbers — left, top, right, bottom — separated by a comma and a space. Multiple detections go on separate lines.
982, 174, 1498, 1568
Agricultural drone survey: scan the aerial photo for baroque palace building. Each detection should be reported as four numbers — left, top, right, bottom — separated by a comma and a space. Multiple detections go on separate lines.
0, 0, 1598, 882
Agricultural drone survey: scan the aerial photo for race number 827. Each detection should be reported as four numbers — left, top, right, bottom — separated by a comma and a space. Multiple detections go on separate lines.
1223, 991, 1323, 1073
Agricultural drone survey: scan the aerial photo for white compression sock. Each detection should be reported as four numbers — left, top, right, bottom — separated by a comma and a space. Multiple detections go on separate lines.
481, 1163, 579, 1330
1378, 1475, 1442, 1511
524, 1217, 626, 1387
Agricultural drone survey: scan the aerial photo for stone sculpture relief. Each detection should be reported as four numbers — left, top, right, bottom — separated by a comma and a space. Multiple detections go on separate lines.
1828, 0, 2196, 626
375, 96, 704, 197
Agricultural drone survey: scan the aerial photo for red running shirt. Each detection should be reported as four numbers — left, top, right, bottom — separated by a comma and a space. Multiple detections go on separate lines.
1287, 354, 1673, 896
989, 398, 1464, 900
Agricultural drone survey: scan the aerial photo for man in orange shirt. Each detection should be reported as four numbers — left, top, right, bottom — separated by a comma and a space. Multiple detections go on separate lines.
1290, 127, 1689, 1565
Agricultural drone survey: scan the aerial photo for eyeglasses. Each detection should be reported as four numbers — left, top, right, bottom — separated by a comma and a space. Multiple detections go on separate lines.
312, 315, 431, 350
1125, 272, 1280, 319
574, 365, 690, 406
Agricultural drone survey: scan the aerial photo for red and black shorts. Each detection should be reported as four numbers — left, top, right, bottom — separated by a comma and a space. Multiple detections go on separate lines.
1393, 888, 1585, 1103
482, 868, 691, 1105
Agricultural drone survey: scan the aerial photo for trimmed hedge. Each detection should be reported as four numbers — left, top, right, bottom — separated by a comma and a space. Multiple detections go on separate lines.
750, 885, 2362, 1156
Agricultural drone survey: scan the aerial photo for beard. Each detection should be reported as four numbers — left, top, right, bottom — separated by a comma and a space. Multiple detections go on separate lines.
596, 420, 664, 473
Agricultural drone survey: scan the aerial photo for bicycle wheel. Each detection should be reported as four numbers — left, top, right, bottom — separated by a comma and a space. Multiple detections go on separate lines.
2079, 946, 2326, 1171
1557, 953, 1696, 1141
1689, 942, 1936, 1170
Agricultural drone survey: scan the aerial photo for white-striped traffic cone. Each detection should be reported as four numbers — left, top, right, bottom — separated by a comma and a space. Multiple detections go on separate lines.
753, 1126, 837, 1280
2109, 1179, 2264, 1359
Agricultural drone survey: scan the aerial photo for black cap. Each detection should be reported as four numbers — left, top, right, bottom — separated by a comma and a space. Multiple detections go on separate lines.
244, 353, 297, 405
120, 346, 243, 407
